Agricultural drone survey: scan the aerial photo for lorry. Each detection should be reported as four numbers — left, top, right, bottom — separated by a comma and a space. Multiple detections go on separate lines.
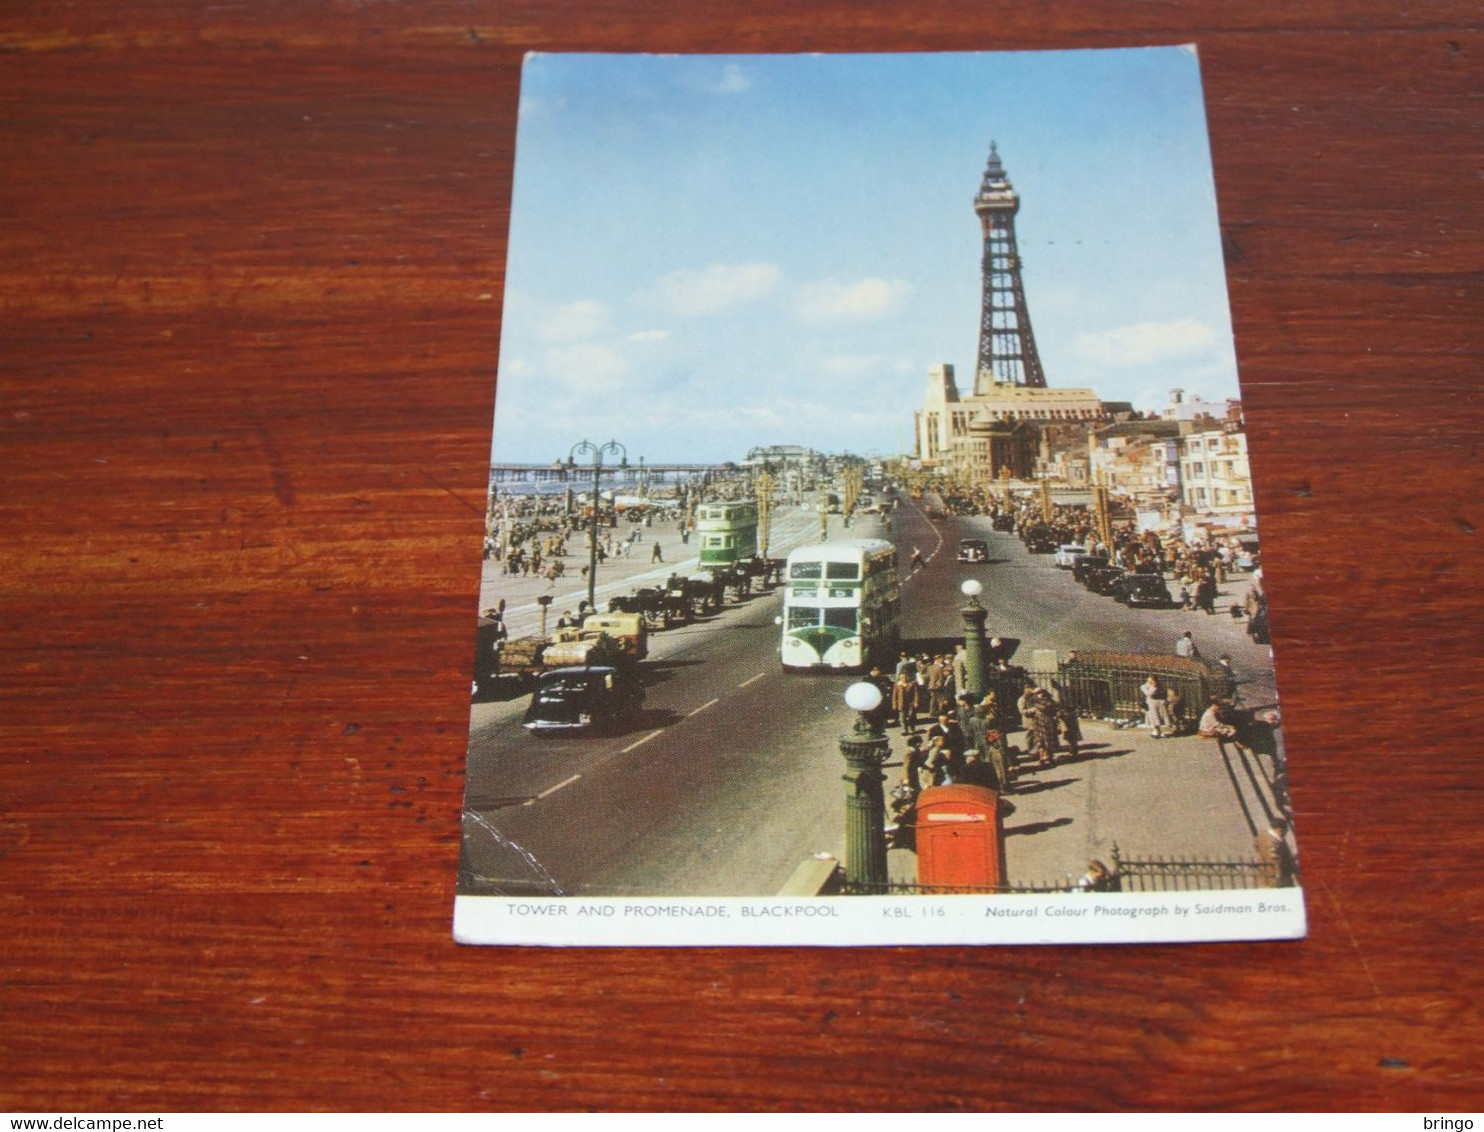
471, 620, 633, 699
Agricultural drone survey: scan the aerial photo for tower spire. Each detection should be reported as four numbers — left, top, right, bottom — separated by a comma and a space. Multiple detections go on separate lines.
973, 141, 1047, 392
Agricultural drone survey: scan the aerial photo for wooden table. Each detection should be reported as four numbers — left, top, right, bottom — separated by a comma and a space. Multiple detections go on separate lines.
3, 1, 1479, 1112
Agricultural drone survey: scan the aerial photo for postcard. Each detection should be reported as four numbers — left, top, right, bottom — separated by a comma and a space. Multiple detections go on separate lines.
454, 47, 1305, 946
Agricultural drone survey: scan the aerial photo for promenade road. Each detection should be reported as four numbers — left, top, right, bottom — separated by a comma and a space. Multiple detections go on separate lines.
460, 490, 1289, 897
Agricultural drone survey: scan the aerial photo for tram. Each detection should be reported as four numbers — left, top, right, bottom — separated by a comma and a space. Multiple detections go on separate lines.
694, 500, 759, 566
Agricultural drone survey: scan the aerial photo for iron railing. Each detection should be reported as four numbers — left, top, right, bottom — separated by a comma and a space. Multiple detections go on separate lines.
835, 846, 1292, 897
987, 652, 1236, 727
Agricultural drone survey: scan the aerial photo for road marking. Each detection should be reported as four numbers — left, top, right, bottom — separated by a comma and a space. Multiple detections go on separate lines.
738, 672, 766, 689
523, 773, 581, 806
688, 697, 719, 717
620, 729, 664, 754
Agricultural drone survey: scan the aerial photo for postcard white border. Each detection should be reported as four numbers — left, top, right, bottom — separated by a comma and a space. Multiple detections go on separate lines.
455, 889, 1306, 947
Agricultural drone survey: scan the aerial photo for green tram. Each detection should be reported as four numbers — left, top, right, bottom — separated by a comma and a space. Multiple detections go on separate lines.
780, 539, 900, 672
695, 500, 759, 566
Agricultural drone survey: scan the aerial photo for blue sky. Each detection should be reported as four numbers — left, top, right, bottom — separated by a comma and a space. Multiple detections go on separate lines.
493, 48, 1242, 465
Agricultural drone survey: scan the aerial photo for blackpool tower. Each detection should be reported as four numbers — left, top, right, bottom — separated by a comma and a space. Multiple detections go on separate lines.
973, 142, 1047, 393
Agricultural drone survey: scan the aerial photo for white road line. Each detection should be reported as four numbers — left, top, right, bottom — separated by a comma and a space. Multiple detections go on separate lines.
738, 672, 766, 689
523, 773, 581, 806
687, 697, 720, 717
620, 729, 665, 754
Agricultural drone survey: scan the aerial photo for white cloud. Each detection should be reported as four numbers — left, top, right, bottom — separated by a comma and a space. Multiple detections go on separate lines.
710, 63, 752, 94
543, 342, 634, 394
680, 62, 752, 95
540, 300, 613, 342
626, 329, 671, 344
645, 262, 783, 317
795, 277, 912, 324
517, 94, 567, 119
1071, 319, 1217, 369
818, 354, 887, 377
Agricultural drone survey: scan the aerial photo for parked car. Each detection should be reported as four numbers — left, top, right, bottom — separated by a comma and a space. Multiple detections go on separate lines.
1053, 543, 1088, 569
1112, 573, 1174, 609
522, 666, 645, 734
957, 538, 989, 563
1024, 529, 1059, 554
1071, 554, 1111, 585
1085, 564, 1126, 595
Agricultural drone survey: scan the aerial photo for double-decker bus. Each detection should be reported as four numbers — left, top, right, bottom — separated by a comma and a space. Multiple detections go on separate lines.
780, 539, 900, 671
695, 500, 758, 566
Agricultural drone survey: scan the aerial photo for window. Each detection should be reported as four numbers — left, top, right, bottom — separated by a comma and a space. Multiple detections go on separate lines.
788, 606, 819, 629
825, 561, 860, 581
823, 608, 858, 631
790, 561, 823, 580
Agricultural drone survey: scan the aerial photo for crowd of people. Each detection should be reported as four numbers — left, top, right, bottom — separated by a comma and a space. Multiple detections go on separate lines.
861, 648, 1093, 804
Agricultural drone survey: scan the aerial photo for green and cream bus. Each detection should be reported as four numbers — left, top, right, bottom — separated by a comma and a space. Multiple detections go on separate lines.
780, 539, 900, 671
695, 499, 758, 566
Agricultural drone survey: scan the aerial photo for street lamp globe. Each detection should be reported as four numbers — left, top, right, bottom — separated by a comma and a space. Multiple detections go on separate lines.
844, 681, 883, 714
961, 578, 984, 599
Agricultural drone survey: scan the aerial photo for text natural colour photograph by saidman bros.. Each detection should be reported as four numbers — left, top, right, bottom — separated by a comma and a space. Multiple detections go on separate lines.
453, 47, 1306, 946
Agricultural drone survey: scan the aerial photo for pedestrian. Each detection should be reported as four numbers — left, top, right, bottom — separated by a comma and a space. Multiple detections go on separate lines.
1057, 700, 1082, 759
927, 733, 961, 786
928, 656, 953, 717
901, 735, 927, 794
865, 666, 894, 733
1140, 674, 1173, 738
651, 542, 664, 563
925, 712, 965, 758
966, 704, 1011, 792
960, 749, 998, 790
1076, 860, 1115, 892
1198, 698, 1240, 743
1175, 631, 1199, 659
891, 670, 919, 734
952, 643, 968, 699
1256, 818, 1297, 887
1197, 572, 1218, 615
1032, 690, 1059, 765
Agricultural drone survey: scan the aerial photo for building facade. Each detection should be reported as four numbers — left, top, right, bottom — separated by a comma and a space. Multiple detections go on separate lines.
1179, 425, 1253, 519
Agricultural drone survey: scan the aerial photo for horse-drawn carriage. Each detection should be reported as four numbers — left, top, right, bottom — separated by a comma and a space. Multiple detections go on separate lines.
606, 586, 670, 630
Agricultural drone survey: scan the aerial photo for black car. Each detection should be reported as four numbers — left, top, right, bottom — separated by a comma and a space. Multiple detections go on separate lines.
1112, 573, 1173, 609
957, 538, 989, 563
1021, 526, 1059, 554
1070, 554, 1111, 585
1085, 564, 1126, 595
522, 666, 645, 734
991, 514, 1016, 532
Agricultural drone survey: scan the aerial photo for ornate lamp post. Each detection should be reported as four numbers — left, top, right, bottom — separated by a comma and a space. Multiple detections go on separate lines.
568, 439, 627, 613
839, 681, 891, 891
960, 578, 988, 700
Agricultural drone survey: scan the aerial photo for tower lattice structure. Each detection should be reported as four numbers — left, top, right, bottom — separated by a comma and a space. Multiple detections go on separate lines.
973, 142, 1047, 393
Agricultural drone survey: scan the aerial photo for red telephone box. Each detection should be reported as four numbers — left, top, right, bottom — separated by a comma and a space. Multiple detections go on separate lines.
915, 784, 1005, 890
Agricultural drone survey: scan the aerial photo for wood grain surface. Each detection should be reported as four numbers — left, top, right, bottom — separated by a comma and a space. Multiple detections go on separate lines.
2, 0, 1480, 1113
